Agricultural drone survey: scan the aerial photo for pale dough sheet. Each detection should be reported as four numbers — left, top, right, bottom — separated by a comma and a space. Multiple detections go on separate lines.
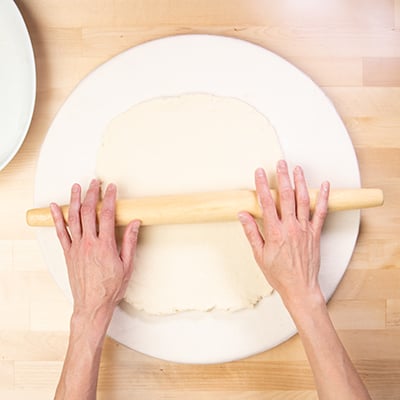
96, 94, 283, 315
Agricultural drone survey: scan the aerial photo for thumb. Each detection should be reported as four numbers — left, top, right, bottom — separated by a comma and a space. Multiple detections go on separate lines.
238, 212, 264, 265
120, 219, 141, 278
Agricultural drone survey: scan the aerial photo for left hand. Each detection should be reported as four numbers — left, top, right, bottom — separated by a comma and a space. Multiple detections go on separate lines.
50, 179, 141, 324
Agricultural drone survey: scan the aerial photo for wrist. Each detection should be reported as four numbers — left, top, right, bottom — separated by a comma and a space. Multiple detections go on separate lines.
281, 286, 327, 321
70, 305, 114, 341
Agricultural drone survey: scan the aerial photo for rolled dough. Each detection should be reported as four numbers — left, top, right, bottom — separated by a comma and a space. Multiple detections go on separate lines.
96, 93, 283, 314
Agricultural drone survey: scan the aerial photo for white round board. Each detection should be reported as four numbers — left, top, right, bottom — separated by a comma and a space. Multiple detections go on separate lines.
0, 0, 36, 171
34, 34, 360, 364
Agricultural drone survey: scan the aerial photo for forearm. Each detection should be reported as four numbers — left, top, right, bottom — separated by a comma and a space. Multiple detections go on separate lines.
55, 311, 112, 400
285, 293, 371, 400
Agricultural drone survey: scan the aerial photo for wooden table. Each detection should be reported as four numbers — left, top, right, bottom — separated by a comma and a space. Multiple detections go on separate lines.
1, 1, 399, 398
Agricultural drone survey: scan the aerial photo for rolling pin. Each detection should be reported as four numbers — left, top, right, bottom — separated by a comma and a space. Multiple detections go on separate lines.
26, 188, 383, 227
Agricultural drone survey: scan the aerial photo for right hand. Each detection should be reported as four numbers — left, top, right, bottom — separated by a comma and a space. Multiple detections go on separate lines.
238, 160, 330, 309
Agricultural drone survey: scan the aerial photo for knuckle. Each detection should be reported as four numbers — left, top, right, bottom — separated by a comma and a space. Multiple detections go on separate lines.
279, 186, 294, 201
243, 222, 256, 239
315, 207, 328, 220
297, 192, 310, 206
248, 230, 260, 246
282, 215, 303, 236
57, 229, 69, 242
81, 235, 96, 253
80, 204, 93, 217
260, 193, 274, 209
101, 207, 114, 220
68, 212, 79, 225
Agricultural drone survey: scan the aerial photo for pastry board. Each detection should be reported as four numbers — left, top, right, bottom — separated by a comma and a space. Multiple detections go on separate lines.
34, 34, 360, 364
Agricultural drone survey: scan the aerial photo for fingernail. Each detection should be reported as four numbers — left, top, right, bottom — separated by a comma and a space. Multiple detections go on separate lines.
237, 212, 247, 223
294, 165, 302, 175
107, 183, 116, 192
277, 160, 287, 171
132, 220, 141, 232
322, 181, 329, 192
71, 183, 80, 193
255, 168, 265, 177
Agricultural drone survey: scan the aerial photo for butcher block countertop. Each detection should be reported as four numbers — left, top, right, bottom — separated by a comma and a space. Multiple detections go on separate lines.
0, 1, 399, 399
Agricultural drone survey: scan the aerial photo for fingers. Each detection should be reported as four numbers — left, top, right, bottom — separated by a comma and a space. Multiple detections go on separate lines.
276, 160, 295, 219
50, 203, 71, 253
120, 220, 141, 277
312, 181, 330, 235
80, 179, 100, 236
254, 167, 279, 227
68, 183, 82, 239
238, 211, 264, 264
99, 183, 117, 241
253, 161, 324, 231
293, 166, 311, 226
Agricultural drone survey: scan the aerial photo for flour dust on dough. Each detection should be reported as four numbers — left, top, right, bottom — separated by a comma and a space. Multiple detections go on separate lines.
96, 93, 283, 315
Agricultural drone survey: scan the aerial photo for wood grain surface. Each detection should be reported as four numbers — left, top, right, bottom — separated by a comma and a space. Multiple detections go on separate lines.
0, 1, 399, 399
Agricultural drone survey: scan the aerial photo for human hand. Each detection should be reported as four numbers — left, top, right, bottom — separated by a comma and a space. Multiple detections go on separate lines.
238, 160, 330, 311
50, 179, 141, 326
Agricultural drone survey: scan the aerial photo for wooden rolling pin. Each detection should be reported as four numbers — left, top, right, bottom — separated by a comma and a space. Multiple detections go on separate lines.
26, 188, 383, 227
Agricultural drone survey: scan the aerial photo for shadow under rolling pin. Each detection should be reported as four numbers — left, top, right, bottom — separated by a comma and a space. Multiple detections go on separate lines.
26, 188, 384, 228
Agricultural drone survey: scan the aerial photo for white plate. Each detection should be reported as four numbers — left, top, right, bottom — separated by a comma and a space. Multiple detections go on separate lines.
34, 34, 360, 364
0, 0, 36, 171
